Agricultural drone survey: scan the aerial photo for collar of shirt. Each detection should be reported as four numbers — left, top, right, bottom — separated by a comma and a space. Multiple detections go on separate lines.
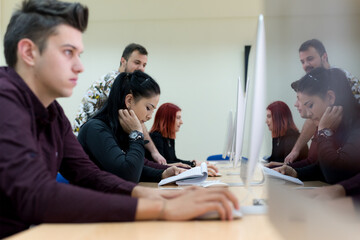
4, 67, 58, 126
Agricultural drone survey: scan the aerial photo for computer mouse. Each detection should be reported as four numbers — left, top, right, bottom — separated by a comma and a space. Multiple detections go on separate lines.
201, 181, 229, 188
196, 208, 243, 220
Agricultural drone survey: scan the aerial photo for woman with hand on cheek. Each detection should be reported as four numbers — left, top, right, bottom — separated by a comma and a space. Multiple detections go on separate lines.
78, 71, 182, 183
147, 103, 219, 176
275, 68, 360, 185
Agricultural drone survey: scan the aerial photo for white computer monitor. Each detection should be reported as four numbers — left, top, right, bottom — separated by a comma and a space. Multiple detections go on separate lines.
220, 14, 266, 187
233, 76, 246, 168
222, 110, 235, 160
240, 14, 266, 186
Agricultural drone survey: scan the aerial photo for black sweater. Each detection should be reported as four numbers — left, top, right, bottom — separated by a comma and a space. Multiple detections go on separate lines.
268, 129, 308, 163
78, 119, 165, 183
146, 131, 194, 166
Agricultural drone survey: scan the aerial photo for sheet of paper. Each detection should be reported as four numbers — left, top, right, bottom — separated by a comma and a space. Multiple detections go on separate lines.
262, 166, 304, 185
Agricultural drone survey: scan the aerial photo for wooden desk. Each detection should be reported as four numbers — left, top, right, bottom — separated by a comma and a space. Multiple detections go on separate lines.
7, 162, 321, 240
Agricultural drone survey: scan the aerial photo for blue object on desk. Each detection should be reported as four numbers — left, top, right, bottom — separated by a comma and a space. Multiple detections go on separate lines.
56, 172, 69, 184
207, 154, 249, 161
207, 154, 229, 161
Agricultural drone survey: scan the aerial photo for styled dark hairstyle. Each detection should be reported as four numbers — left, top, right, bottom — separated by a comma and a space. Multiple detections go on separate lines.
151, 103, 182, 139
4, 0, 88, 68
120, 43, 148, 66
299, 39, 328, 62
291, 67, 359, 123
94, 70, 160, 135
267, 101, 299, 138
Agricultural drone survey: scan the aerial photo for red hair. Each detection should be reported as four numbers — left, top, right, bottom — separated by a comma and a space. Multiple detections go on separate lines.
150, 103, 181, 139
266, 101, 299, 138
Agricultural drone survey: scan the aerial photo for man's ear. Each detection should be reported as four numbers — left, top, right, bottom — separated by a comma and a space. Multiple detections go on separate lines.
120, 57, 127, 66
327, 90, 336, 105
17, 39, 37, 66
321, 52, 329, 63
125, 93, 133, 109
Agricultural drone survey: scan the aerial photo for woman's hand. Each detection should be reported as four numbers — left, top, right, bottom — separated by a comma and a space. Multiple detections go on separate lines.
194, 161, 219, 177
167, 162, 191, 169
206, 162, 219, 176
264, 161, 284, 168
274, 165, 298, 178
318, 106, 343, 131
161, 166, 186, 179
118, 109, 142, 134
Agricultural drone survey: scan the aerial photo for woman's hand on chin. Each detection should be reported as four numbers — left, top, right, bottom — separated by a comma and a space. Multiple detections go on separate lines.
318, 106, 343, 131
118, 109, 142, 133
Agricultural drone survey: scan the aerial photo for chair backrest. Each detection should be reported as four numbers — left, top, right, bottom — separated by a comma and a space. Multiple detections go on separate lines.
56, 172, 69, 184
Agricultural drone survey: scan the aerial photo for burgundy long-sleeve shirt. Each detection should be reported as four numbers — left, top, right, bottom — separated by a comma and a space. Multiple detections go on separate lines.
0, 67, 138, 238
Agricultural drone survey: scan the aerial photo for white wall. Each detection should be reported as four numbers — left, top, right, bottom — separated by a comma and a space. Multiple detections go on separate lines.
1, 0, 360, 161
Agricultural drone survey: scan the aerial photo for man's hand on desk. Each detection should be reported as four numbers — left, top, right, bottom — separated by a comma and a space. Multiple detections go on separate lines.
135, 187, 239, 221
284, 150, 299, 164
132, 185, 197, 200
159, 188, 239, 221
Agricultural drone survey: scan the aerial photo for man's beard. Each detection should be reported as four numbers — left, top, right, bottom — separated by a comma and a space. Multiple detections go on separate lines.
305, 60, 326, 73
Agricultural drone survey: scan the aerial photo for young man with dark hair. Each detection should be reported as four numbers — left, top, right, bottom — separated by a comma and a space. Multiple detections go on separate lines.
0, 0, 238, 238
73, 43, 167, 164
284, 39, 360, 164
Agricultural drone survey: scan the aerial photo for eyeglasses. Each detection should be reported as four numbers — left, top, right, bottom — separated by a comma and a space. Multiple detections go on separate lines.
307, 74, 318, 81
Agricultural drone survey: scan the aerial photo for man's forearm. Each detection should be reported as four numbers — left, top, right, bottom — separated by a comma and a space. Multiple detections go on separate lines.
292, 119, 316, 152
142, 123, 159, 154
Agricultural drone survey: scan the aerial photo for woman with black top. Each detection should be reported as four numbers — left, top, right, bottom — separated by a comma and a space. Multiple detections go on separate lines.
266, 101, 308, 163
78, 71, 181, 183
147, 103, 219, 176
276, 68, 360, 185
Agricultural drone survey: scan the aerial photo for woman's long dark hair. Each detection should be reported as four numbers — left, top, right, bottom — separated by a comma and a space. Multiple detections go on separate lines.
291, 67, 359, 129
93, 70, 160, 137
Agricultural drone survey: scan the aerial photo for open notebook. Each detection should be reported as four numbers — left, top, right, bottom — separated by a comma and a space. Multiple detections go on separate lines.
158, 162, 208, 186
262, 166, 304, 185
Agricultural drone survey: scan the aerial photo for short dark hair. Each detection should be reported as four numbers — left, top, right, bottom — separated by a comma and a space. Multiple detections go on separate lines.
4, 0, 88, 67
94, 70, 160, 136
120, 43, 148, 66
299, 39, 327, 57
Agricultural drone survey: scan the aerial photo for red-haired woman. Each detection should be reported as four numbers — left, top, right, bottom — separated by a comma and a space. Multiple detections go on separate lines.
266, 101, 308, 163
148, 103, 218, 176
